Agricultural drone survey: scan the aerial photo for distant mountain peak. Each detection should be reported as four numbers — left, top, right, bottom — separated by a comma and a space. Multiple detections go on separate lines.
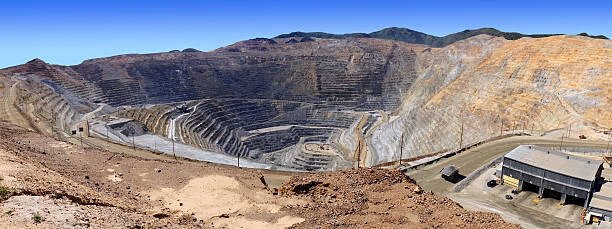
27, 58, 48, 65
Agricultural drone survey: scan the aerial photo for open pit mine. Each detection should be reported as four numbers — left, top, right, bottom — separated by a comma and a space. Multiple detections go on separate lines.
1, 34, 610, 171
0, 28, 611, 228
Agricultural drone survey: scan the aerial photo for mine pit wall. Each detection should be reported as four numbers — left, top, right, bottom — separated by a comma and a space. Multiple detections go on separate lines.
44, 38, 425, 114
4, 35, 608, 170
370, 35, 612, 166
10, 77, 89, 134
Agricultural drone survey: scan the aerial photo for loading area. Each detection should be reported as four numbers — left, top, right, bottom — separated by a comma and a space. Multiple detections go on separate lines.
404, 136, 611, 228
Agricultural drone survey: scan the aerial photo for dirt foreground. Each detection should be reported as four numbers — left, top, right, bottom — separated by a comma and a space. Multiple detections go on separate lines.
0, 120, 520, 228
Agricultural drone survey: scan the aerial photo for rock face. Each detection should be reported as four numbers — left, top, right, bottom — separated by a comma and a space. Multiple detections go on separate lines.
370, 35, 612, 164
1, 34, 610, 169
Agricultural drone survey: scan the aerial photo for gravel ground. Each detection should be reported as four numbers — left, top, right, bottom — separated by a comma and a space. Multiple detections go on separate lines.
279, 168, 521, 229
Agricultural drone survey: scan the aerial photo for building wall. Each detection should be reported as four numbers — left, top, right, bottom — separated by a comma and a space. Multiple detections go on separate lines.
501, 157, 598, 199
589, 207, 612, 220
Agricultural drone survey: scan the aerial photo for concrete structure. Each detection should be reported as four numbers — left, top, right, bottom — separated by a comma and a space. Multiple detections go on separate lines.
588, 182, 612, 221
74, 121, 90, 137
501, 145, 603, 207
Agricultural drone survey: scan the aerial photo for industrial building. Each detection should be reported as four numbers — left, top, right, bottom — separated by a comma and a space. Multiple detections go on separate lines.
588, 182, 612, 221
501, 145, 604, 207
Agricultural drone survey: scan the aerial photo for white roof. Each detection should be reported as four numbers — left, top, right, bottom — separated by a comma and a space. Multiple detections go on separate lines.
504, 145, 602, 181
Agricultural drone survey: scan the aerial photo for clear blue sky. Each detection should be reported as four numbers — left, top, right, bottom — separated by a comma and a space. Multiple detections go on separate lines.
1, 0, 610, 68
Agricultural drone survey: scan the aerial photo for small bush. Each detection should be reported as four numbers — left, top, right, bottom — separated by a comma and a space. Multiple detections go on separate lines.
0, 185, 11, 197
32, 212, 43, 223
5, 210, 13, 215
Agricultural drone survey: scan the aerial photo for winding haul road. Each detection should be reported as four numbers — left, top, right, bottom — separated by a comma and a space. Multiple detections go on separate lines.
0, 80, 35, 131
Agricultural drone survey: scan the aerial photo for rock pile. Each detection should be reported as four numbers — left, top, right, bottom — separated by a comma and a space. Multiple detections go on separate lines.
279, 168, 521, 228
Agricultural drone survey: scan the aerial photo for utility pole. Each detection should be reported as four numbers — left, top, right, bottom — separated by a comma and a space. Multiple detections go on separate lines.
399, 133, 404, 166
459, 104, 465, 149
500, 118, 503, 136
364, 141, 368, 168
560, 134, 565, 151
356, 142, 361, 169
567, 124, 572, 139
132, 132, 136, 152
127, 125, 134, 152
237, 153, 240, 168
172, 137, 176, 160
606, 133, 611, 155
460, 119, 464, 149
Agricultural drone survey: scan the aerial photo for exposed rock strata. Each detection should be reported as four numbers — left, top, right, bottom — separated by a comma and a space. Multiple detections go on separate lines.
371, 35, 612, 164
1, 35, 610, 168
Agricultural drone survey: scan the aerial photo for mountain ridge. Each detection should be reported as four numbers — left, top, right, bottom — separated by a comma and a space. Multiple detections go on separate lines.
275, 27, 609, 47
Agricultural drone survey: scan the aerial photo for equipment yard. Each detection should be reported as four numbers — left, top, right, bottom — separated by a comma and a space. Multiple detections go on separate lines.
404, 135, 611, 228
405, 135, 610, 195
451, 167, 590, 228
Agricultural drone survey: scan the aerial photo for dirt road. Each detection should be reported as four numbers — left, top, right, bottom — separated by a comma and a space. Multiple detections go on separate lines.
405, 136, 610, 194
0, 80, 34, 131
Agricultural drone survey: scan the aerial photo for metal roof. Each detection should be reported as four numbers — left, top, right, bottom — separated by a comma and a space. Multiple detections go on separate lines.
504, 145, 602, 181
591, 182, 612, 211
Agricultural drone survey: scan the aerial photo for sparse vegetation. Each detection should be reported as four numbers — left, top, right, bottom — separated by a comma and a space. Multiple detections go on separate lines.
5, 209, 13, 215
32, 212, 44, 223
0, 185, 11, 197
0, 184, 17, 198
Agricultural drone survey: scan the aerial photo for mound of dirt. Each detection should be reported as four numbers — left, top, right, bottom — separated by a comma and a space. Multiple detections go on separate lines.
279, 168, 521, 228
